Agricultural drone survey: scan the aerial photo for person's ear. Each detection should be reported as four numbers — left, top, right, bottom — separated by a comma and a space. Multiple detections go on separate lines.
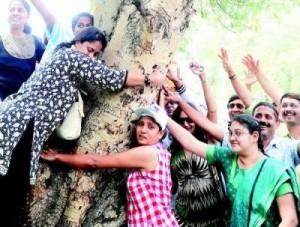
159, 129, 165, 140
252, 131, 259, 143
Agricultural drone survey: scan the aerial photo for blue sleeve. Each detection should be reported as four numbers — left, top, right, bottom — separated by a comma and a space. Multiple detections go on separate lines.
34, 36, 45, 62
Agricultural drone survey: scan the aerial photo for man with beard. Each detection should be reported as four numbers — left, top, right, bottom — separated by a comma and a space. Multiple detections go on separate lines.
252, 102, 300, 167
280, 93, 300, 139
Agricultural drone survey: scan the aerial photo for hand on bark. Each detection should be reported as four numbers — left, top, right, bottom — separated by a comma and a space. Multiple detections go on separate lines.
218, 48, 235, 77
242, 54, 261, 76
149, 65, 166, 86
40, 149, 58, 161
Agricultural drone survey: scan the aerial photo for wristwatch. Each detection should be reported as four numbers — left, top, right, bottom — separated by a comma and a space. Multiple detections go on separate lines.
144, 73, 151, 86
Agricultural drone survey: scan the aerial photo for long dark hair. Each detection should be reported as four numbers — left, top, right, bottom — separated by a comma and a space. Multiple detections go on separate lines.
55, 26, 107, 52
128, 117, 164, 148
170, 104, 208, 152
230, 114, 265, 154
9, 0, 31, 34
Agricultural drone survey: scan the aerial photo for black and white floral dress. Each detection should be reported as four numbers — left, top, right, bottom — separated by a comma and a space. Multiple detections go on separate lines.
0, 47, 127, 184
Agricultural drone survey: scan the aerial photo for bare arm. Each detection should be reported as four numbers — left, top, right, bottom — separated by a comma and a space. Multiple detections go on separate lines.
190, 63, 217, 122
165, 91, 224, 141
126, 67, 165, 87
242, 55, 283, 106
167, 117, 208, 158
219, 48, 253, 108
30, 0, 55, 31
40, 146, 158, 170
277, 193, 298, 227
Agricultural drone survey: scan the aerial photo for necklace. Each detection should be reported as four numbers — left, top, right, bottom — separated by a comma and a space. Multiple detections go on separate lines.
1, 33, 35, 59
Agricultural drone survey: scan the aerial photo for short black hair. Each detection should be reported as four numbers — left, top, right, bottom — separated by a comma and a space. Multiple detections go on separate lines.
71, 12, 94, 32
252, 101, 279, 120
227, 95, 242, 108
280, 92, 300, 103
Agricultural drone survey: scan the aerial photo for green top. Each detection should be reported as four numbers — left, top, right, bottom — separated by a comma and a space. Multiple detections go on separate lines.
206, 145, 300, 227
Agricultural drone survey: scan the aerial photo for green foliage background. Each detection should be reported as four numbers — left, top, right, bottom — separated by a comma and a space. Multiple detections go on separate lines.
176, 0, 300, 106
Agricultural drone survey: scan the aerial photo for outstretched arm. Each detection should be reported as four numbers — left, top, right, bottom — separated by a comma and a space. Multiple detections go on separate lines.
219, 48, 253, 108
167, 118, 208, 158
190, 63, 217, 123
126, 66, 166, 87
165, 91, 224, 141
30, 0, 55, 31
41, 146, 158, 170
242, 55, 283, 106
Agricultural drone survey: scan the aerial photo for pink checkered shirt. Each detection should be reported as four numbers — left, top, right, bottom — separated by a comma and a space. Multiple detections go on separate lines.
126, 142, 178, 227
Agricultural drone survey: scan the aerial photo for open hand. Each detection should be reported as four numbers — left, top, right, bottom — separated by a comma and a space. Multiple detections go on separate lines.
149, 65, 166, 86
242, 55, 260, 75
218, 48, 234, 76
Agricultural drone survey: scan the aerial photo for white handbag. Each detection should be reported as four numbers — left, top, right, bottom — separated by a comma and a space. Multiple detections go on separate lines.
56, 92, 84, 140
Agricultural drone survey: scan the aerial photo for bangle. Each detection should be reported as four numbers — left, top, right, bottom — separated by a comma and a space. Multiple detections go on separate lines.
144, 73, 151, 86
229, 74, 236, 80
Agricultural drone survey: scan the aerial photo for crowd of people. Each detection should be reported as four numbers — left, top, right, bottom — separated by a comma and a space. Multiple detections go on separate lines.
0, 0, 300, 226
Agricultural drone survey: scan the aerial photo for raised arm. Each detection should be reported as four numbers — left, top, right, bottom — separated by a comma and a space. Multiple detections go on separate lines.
219, 48, 253, 108
41, 146, 158, 170
167, 118, 208, 158
165, 91, 224, 141
166, 67, 207, 113
30, 0, 55, 31
242, 54, 283, 106
190, 63, 217, 122
244, 69, 257, 92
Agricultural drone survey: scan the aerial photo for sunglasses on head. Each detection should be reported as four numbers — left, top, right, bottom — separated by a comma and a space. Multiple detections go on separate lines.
228, 103, 245, 109
177, 117, 194, 124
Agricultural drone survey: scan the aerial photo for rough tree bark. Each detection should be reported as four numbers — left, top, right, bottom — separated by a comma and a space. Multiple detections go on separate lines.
29, 0, 196, 226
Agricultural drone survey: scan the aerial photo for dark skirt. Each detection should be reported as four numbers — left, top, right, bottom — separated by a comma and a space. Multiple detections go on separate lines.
0, 120, 34, 226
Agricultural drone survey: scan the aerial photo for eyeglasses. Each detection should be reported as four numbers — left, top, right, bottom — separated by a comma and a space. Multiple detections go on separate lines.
228, 103, 245, 109
228, 129, 249, 137
177, 117, 194, 124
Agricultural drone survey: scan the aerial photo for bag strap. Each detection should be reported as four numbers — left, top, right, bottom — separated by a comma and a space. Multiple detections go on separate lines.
247, 158, 267, 226
77, 91, 84, 117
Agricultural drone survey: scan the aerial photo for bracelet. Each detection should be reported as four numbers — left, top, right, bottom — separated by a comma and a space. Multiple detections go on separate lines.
144, 73, 151, 86
229, 74, 236, 80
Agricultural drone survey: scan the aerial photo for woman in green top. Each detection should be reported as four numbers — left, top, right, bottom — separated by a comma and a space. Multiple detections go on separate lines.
167, 100, 299, 227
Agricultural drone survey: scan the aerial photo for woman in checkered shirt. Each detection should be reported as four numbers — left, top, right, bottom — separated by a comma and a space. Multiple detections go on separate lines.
41, 104, 178, 226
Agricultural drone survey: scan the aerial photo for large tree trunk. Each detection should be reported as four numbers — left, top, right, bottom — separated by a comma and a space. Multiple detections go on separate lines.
30, 1, 195, 226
